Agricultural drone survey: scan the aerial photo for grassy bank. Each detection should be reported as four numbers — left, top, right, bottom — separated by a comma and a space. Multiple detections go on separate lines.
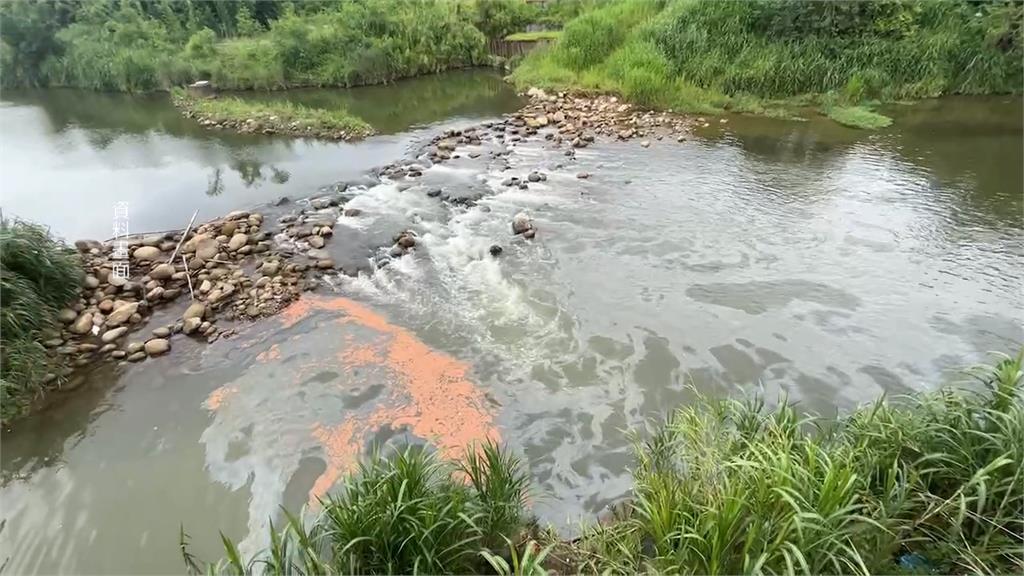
1, 0, 585, 93
0, 218, 83, 422
187, 352, 1023, 574
172, 89, 372, 140
510, 0, 1023, 128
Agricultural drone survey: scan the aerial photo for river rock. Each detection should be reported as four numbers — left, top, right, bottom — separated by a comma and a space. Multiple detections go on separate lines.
146, 286, 164, 301
225, 210, 249, 220
127, 351, 146, 362
397, 235, 416, 249
640, 140, 650, 148
221, 221, 237, 236
182, 317, 202, 335
511, 212, 532, 235
75, 239, 103, 252
110, 350, 127, 359
227, 233, 248, 252
108, 274, 128, 288
343, 208, 362, 217
58, 308, 78, 323
133, 246, 162, 261
196, 236, 220, 261
84, 275, 100, 289
153, 326, 171, 338
71, 313, 93, 335
261, 261, 281, 276
141, 235, 164, 247
126, 342, 144, 354
183, 301, 206, 320
105, 302, 139, 327
101, 326, 128, 343
98, 299, 114, 313
316, 259, 335, 269
489, 245, 503, 257
149, 263, 175, 280
524, 228, 537, 240
308, 236, 325, 249
144, 338, 170, 356
528, 172, 541, 182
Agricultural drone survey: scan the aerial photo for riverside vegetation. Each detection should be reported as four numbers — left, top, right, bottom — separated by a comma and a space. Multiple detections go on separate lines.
0, 218, 84, 422
510, 0, 1023, 128
184, 353, 1024, 575
0, 0, 581, 92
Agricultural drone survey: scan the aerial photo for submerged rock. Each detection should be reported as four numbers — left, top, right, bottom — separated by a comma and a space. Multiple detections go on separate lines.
144, 338, 170, 356
512, 212, 532, 235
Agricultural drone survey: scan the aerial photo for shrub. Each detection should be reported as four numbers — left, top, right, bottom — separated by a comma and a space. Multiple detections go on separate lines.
0, 218, 83, 422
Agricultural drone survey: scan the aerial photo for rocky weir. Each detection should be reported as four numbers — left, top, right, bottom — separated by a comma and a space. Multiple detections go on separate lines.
44, 86, 697, 406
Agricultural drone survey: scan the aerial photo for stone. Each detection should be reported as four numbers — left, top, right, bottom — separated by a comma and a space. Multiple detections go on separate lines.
511, 212, 532, 235
221, 221, 237, 237
84, 275, 100, 289
227, 233, 248, 252
307, 248, 331, 261
149, 263, 175, 280
183, 317, 202, 335
343, 208, 362, 217
183, 301, 206, 320
146, 287, 165, 301
261, 261, 281, 276
528, 172, 541, 182
126, 342, 144, 354
133, 246, 162, 261
196, 237, 219, 261
316, 259, 336, 269
44, 338, 64, 348
58, 308, 78, 323
576, 172, 591, 179
640, 140, 650, 148
110, 350, 127, 359
98, 300, 114, 313
101, 326, 128, 343
127, 351, 146, 362
524, 228, 537, 240
199, 279, 212, 293
308, 235, 325, 249
144, 338, 170, 356
105, 302, 140, 327
224, 210, 249, 220
71, 313, 93, 335
489, 245, 503, 257
142, 235, 164, 247
75, 239, 103, 252
108, 274, 128, 288
153, 326, 171, 338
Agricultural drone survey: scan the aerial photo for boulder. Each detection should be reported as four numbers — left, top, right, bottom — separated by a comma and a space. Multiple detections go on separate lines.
149, 263, 175, 280
101, 326, 128, 343
70, 313, 93, 335
133, 246, 162, 261
144, 338, 170, 356
182, 317, 202, 335
511, 212, 532, 235
105, 302, 140, 327
183, 301, 206, 320
227, 233, 248, 252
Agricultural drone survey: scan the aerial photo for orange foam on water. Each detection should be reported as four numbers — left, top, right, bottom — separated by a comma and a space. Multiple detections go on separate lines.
205, 294, 500, 504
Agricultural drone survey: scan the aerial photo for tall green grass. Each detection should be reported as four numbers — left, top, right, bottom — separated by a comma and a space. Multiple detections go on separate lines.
572, 352, 1024, 575
511, 0, 1023, 126
183, 441, 531, 575
0, 218, 83, 422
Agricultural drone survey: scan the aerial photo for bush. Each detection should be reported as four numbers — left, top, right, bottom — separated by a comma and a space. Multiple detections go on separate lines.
0, 218, 83, 422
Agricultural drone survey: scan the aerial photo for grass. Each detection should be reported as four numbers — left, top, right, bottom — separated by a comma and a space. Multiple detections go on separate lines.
182, 441, 532, 575
826, 105, 894, 130
505, 31, 562, 42
186, 352, 1024, 575
0, 217, 83, 422
172, 89, 372, 139
510, 0, 1023, 128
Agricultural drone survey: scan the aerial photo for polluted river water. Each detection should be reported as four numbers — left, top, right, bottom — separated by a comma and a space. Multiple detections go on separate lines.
1, 71, 1022, 573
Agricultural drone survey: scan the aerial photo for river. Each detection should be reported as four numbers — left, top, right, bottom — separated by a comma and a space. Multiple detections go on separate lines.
1, 72, 1021, 573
